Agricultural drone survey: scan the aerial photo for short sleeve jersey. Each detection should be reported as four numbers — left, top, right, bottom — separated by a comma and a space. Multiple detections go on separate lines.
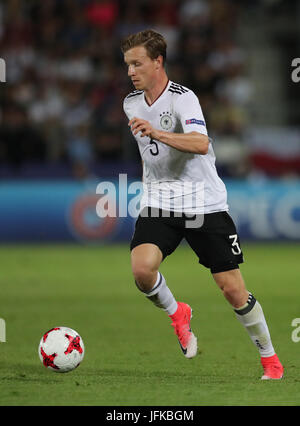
123, 80, 228, 214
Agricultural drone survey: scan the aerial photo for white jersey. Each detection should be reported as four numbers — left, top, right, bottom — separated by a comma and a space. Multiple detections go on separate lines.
123, 80, 228, 214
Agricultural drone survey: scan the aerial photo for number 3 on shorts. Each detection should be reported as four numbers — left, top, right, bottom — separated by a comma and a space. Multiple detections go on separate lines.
229, 234, 241, 255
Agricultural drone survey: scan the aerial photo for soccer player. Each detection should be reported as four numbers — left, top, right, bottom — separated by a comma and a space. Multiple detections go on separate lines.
121, 30, 283, 380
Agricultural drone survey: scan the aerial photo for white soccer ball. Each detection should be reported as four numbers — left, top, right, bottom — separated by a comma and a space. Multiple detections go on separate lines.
38, 326, 85, 373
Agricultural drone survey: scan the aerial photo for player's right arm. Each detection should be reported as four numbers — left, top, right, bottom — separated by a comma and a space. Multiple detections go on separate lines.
123, 95, 144, 180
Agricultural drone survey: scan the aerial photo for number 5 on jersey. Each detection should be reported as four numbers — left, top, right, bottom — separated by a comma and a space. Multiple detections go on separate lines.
149, 138, 159, 156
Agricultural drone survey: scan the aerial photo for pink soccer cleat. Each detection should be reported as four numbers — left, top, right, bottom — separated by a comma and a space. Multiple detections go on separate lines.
169, 302, 198, 359
261, 354, 284, 380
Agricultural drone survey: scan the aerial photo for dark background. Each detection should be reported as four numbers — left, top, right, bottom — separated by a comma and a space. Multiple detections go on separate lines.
1, 0, 299, 181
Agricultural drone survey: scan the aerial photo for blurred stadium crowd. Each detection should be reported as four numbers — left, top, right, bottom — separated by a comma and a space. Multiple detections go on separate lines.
0, 0, 298, 179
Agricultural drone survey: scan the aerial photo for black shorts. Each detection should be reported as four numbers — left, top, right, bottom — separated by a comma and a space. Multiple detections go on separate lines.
130, 207, 244, 274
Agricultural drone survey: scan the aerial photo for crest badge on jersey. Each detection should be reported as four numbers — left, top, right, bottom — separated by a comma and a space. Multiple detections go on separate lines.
160, 112, 173, 130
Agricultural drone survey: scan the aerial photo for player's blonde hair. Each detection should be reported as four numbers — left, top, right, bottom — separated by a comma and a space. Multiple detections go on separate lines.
121, 30, 167, 65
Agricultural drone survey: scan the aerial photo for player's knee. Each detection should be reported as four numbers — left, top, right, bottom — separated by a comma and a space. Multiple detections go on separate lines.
132, 264, 157, 292
222, 282, 241, 299
222, 281, 248, 308
214, 271, 248, 307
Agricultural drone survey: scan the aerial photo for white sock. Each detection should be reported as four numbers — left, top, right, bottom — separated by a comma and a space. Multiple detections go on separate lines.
144, 272, 178, 315
234, 293, 275, 358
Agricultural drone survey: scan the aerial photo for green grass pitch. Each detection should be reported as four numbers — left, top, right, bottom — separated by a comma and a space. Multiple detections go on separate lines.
0, 242, 299, 406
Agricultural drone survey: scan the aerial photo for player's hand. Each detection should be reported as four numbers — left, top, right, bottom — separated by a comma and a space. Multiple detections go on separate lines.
129, 117, 159, 139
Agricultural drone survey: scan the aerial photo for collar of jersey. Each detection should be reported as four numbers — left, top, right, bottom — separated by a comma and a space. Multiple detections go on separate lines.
143, 79, 171, 108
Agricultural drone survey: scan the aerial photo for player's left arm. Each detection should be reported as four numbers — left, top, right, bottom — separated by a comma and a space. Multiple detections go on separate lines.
129, 91, 209, 155
128, 118, 208, 154
155, 129, 209, 155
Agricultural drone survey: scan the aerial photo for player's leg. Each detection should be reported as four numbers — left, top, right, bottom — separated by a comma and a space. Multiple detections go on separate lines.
212, 268, 283, 379
131, 242, 197, 358
185, 211, 283, 378
213, 268, 275, 356
131, 242, 177, 315
130, 209, 198, 358
212, 268, 248, 308
130, 209, 183, 314
131, 242, 163, 292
